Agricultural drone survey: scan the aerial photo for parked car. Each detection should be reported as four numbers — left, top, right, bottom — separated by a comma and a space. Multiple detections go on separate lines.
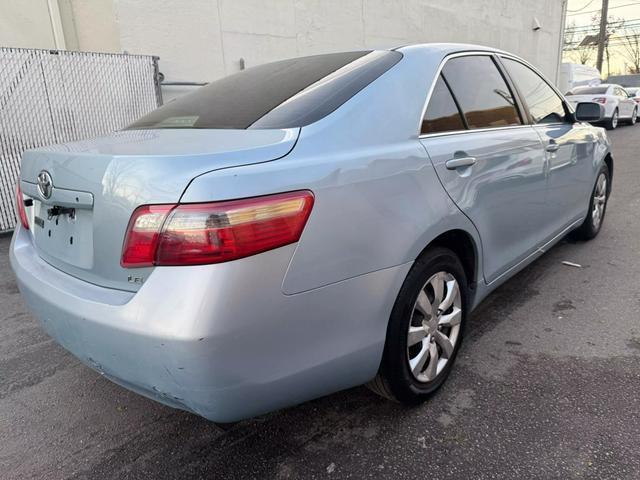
11, 44, 613, 423
558, 62, 601, 96
566, 84, 638, 129
626, 87, 640, 104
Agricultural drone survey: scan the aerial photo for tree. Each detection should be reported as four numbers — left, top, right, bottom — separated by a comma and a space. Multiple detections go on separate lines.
564, 21, 596, 65
577, 42, 595, 65
619, 27, 640, 74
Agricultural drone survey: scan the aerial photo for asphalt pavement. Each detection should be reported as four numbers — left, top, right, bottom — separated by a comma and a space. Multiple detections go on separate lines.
1, 125, 639, 480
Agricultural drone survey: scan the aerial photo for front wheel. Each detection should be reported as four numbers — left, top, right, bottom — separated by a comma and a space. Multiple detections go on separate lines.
368, 247, 468, 404
572, 164, 610, 240
627, 107, 637, 125
605, 109, 618, 130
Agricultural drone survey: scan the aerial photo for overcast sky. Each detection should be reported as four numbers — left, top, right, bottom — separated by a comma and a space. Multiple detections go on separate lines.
566, 0, 640, 26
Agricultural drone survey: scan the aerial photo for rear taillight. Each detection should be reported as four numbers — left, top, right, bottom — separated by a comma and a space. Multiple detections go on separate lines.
121, 205, 174, 267
15, 183, 29, 230
121, 191, 314, 268
594, 97, 607, 104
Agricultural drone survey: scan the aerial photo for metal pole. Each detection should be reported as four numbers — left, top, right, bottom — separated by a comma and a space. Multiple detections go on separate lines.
152, 57, 164, 106
556, 0, 569, 86
46, 0, 66, 50
596, 0, 609, 72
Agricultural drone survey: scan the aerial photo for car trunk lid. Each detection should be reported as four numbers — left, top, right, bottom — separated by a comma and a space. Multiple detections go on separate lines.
19, 128, 299, 292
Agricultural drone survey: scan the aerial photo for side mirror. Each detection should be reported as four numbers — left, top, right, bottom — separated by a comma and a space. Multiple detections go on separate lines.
575, 102, 605, 122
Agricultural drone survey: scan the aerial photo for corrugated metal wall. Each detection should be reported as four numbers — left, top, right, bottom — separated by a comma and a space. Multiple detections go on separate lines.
0, 47, 161, 232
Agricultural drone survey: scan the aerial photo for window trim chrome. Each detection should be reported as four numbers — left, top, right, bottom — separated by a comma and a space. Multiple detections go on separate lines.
418, 123, 533, 140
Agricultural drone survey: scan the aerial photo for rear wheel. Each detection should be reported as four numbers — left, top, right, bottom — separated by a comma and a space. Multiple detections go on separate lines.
572, 164, 610, 240
368, 247, 468, 403
605, 109, 618, 130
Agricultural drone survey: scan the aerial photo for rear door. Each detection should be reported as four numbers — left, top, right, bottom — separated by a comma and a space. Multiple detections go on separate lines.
499, 56, 595, 240
419, 53, 547, 284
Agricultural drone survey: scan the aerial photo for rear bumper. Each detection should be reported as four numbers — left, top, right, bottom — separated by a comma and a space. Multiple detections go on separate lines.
10, 226, 409, 422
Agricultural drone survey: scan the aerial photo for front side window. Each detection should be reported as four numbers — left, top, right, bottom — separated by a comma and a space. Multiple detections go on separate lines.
502, 58, 568, 124
442, 56, 521, 129
421, 75, 466, 134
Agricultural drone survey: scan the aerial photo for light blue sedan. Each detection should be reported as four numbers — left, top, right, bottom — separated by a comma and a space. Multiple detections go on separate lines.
11, 43, 612, 423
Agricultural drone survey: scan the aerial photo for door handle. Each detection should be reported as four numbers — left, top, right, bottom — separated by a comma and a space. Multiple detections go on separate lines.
545, 143, 559, 152
445, 157, 476, 170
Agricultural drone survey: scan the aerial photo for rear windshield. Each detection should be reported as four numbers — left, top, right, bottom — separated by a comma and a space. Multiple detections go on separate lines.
568, 86, 608, 95
127, 50, 402, 130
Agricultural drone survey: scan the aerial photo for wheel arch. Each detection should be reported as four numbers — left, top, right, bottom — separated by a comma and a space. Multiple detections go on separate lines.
416, 229, 479, 297
603, 152, 613, 185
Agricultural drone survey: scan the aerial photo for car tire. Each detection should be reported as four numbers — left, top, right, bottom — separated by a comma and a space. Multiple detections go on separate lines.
605, 108, 618, 130
368, 247, 469, 404
572, 163, 610, 241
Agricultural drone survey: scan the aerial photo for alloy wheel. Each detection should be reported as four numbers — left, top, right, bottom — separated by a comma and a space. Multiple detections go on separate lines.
406, 271, 462, 383
632, 109, 637, 125
612, 111, 618, 128
592, 173, 607, 230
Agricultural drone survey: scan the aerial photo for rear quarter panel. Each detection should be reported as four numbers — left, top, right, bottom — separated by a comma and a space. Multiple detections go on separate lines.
181, 46, 484, 296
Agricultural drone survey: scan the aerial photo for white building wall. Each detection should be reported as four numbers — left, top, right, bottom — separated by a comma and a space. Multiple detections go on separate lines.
0, 0, 58, 49
114, 0, 566, 100
1, 0, 567, 100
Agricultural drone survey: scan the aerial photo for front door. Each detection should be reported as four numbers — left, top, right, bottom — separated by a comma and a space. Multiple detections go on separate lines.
616, 87, 635, 117
499, 56, 594, 241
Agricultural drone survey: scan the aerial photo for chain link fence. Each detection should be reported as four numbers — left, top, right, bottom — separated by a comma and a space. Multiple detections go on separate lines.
0, 47, 161, 232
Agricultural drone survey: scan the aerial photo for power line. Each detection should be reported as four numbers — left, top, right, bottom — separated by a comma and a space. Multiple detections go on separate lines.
568, 1, 640, 16
567, 0, 598, 13
565, 19, 640, 35
566, 17, 640, 27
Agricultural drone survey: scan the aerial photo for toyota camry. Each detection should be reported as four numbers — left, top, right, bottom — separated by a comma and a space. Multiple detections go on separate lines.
11, 44, 612, 423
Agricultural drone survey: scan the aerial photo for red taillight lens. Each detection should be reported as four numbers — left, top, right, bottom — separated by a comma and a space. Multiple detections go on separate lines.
15, 183, 29, 230
594, 97, 607, 104
121, 205, 174, 267
121, 191, 314, 268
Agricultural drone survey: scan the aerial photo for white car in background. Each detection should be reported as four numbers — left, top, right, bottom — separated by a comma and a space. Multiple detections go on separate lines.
626, 87, 640, 105
566, 84, 637, 129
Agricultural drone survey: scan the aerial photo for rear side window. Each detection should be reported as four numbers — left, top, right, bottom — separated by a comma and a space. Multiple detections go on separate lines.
421, 75, 466, 134
442, 56, 521, 129
127, 50, 402, 130
502, 58, 568, 124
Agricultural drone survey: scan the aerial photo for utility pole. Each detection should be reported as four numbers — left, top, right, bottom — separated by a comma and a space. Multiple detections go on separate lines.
596, 0, 609, 72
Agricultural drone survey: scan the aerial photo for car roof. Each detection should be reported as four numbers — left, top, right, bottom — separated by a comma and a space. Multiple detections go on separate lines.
395, 42, 510, 57
572, 84, 612, 90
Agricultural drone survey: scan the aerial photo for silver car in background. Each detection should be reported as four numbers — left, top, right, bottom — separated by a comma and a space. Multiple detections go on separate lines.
11, 44, 612, 423
565, 83, 638, 130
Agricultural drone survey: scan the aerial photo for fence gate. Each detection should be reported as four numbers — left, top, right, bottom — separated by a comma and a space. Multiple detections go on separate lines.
0, 47, 161, 232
